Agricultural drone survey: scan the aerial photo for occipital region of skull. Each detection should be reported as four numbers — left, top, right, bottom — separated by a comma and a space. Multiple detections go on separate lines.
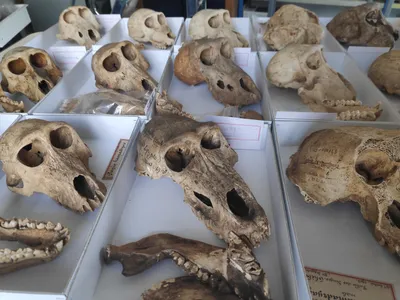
368, 50, 400, 96
128, 8, 175, 49
0, 119, 107, 214
135, 114, 270, 247
57, 6, 101, 49
287, 127, 400, 256
0, 47, 63, 103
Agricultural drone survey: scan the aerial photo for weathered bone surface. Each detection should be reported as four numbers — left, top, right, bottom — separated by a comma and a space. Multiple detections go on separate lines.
287, 127, 400, 255
263, 5, 323, 50
266, 44, 382, 121
142, 277, 239, 300
327, 3, 399, 47
189, 9, 249, 48
0, 47, 63, 103
104, 233, 270, 300
240, 110, 264, 120
155, 91, 193, 118
57, 6, 101, 49
0, 119, 107, 213
368, 50, 400, 96
0, 217, 69, 274
136, 115, 270, 246
128, 8, 175, 49
92, 41, 157, 93
0, 85, 24, 112
174, 38, 261, 107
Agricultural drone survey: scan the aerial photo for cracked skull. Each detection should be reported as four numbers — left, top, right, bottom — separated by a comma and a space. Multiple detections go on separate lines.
0, 119, 107, 213
0, 217, 69, 274
266, 44, 382, 121
263, 5, 323, 50
136, 115, 270, 247
104, 232, 270, 300
92, 41, 157, 93
189, 9, 249, 48
368, 50, 400, 96
174, 38, 261, 107
57, 6, 101, 49
327, 3, 399, 47
128, 8, 175, 49
287, 127, 400, 256
0, 47, 63, 103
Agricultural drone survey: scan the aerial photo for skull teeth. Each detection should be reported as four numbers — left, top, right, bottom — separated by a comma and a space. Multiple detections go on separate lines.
0, 218, 64, 232
170, 251, 210, 282
337, 110, 378, 121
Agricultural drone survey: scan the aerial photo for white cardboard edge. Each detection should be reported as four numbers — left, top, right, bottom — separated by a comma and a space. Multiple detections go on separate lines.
0, 5, 30, 48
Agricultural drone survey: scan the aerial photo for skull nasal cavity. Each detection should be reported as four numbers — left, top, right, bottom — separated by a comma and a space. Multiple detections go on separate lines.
387, 200, 400, 229
38, 80, 50, 94
306, 51, 322, 70
8, 58, 26, 75
217, 80, 225, 89
142, 79, 153, 91
165, 146, 195, 172
201, 131, 221, 149
240, 78, 252, 92
227, 189, 250, 218
30, 53, 47, 68
121, 44, 137, 61
194, 192, 213, 207
355, 150, 396, 185
200, 48, 216, 66
88, 30, 96, 41
103, 53, 121, 72
74, 175, 95, 200
18, 143, 44, 167
50, 126, 73, 149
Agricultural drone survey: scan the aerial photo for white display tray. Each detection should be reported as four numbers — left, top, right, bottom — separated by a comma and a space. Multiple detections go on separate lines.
64, 124, 299, 300
347, 48, 400, 116
274, 120, 400, 300
0, 114, 139, 300
0, 4, 30, 48
176, 17, 257, 53
0, 113, 21, 179
97, 17, 184, 51
259, 51, 400, 122
158, 50, 271, 149
31, 48, 171, 117
252, 17, 344, 52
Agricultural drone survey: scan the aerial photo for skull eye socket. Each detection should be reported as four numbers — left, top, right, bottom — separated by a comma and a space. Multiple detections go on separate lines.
355, 150, 396, 185
121, 44, 137, 61
78, 7, 91, 20
50, 126, 73, 149
306, 51, 322, 70
63, 11, 77, 24
165, 146, 195, 172
158, 14, 166, 25
223, 12, 231, 24
220, 42, 231, 59
8, 58, 26, 75
227, 188, 250, 218
387, 200, 400, 228
103, 53, 121, 72
201, 131, 221, 149
30, 53, 47, 68
145, 16, 156, 28
208, 15, 221, 28
200, 48, 216, 66
18, 142, 45, 167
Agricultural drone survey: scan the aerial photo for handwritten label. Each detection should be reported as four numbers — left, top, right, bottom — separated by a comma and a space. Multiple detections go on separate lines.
103, 139, 129, 180
306, 267, 395, 300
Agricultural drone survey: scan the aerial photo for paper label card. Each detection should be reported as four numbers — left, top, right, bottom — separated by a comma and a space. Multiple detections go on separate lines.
49, 46, 87, 72
103, 139, 129, 180
306, 267, 396, 300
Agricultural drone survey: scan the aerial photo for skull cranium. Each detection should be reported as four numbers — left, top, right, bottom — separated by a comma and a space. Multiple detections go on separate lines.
174, 38, 261, 107
0, 119, 107, 213
263, 4, 323, 50
266, 44, 382, 121
135, 114, 270, 247
128, 8, 175, 49
0, 47, 63, 103
368, 50, 400, 96
92, 41, 157, 93
57, 6, 101, 49
327, 3, 399, 47
189, 9, 249, 48
287, 126, 400, 256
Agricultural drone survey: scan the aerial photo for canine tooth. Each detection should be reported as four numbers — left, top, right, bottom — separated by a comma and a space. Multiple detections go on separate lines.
177, 257, 185, 266
47, 222, 56, 230
37, 223, 46, 230
54, 223, 62, 231
234, 288, 240, 295
55, 240, 64, 252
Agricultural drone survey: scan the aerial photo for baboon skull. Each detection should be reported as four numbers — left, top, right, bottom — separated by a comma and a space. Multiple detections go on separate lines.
92, 41, 157, 93
189, 9, 249, 48
135, 115, 270, 247
0, 119, 107, 213
327, 3, 399, 47
368, 50, 400, 96
263, 4, 323, 50
174, 38, 261, 107
128, 8, 175, 49
0, 47, 63, 103
57, 6, 101, 49
287, 127, 400, 256
266, 44, 382, 120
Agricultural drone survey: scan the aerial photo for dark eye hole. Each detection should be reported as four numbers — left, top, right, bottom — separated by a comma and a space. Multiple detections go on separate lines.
200, 48, 216, 66
8, 58, 26, 75
121, 44, 137, 61
50, 126, 73, 149
387, 200, 400, 228
30, 53, 47, 68
103, 53, 120, 72
194, 192, 213, 207
227, 188, 250, 218
165, 146, 195, 172
201, 131, 221, 149
17, 142, 45, 167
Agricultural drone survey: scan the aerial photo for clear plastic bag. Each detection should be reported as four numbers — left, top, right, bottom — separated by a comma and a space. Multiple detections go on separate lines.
59, 89, 151, 115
